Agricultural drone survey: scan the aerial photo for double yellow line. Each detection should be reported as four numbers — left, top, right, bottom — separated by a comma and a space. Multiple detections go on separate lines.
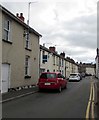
86, 82, 95, 119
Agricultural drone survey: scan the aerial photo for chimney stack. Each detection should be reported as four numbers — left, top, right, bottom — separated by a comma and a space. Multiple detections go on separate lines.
16, 13, 19, 17
60, 52, 65, 58
16, 13, 25, 22
49, 46, 56, 53
19, 13, 25, 22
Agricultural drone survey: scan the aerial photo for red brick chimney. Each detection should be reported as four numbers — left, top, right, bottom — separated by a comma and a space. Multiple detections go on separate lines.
49, 46, 56, 52
16, 13, 19, 17
60, 52, 65, 58
16, 13, 25, 22
19, 13, 25, 22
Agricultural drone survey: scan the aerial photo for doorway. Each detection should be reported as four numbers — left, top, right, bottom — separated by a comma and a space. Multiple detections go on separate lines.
2, 64, 10, 93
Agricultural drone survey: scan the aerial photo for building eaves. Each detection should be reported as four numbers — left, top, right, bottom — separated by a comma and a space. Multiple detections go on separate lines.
81, 63, 96, 68
40, 45, 51, 53
66, 57, 75, 64
40, 45, 61, 58
40, 45, 77, 66
0, 5, 42, 37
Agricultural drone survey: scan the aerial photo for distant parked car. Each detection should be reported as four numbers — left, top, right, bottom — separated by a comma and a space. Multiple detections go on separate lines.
38, 72, 68, 92
69, 73, 81, 81
85, 73, 92, 76
81, 72, 85, 78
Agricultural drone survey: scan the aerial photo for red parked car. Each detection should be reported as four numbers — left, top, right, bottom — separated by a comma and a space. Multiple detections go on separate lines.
38, 72, 68, 92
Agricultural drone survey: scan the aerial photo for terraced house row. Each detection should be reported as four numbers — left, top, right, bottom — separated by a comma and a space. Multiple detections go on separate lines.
0, 5, 95, 93
40, 45, 78, 78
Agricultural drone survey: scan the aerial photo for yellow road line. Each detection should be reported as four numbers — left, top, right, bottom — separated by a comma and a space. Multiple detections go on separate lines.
86, 82, 95, 119
86, 101, 91, 119
91, 83, 95, 119
86, 82, 93, 119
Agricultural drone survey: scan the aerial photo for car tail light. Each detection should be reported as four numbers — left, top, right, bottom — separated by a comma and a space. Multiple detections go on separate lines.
56, 80, 59, 83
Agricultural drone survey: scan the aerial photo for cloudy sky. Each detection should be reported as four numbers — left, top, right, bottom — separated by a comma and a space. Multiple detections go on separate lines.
1, 0, 97, 63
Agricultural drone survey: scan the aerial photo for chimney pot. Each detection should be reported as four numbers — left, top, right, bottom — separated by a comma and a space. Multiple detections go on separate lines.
20, 13, 23, 17
60, 52, 65, 58
49, 46, 56, 52
19, 13, 25, 22
16, 13, 19, 17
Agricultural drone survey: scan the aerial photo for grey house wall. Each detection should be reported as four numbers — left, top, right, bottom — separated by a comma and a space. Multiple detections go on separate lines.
2, 12, 40, 89
0, 5, 2, 95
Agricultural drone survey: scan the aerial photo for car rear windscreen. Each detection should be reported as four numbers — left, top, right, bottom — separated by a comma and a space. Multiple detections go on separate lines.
40, 73, 56, 79
70, 74, 77, 76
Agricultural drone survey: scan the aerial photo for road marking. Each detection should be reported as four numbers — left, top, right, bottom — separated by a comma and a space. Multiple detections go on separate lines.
86, 82, 93, 119
91, 83, 95, 119
86, 82, 95, 119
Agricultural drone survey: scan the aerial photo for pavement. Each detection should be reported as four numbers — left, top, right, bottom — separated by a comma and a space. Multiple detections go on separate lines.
96, 79, 99, 119
93, 76, 99, 119
1, 86, 38, 103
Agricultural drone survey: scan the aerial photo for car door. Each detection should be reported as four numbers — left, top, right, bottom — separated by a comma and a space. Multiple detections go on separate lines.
57, 73, 65, 88
57, 73, 63, 86
61, 75, 67, 87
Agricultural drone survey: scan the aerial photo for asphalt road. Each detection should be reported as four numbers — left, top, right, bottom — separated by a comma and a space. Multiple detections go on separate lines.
2, 77, 92, 118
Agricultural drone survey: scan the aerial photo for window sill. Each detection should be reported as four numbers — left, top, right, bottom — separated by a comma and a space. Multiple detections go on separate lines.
25, 47, 32, 51
2, 39, 12, 44
25, 75, 31, 79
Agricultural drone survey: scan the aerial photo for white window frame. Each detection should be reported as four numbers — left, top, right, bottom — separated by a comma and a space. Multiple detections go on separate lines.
42, 51, 44, 63
4, 20, 11, 41
25, 56, 30, 76
53, 55, 55, 65
62, 59, 64, 67
25, 31, 30, 49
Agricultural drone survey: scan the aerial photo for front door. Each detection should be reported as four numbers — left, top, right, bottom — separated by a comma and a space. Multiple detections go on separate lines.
2, 64, 10, 93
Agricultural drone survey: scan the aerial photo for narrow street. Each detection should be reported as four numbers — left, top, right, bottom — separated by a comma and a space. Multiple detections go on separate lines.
3, 77, 92, 118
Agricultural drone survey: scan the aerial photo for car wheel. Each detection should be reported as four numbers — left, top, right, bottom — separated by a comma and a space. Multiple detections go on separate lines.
64, 84, 67, 89
38, 88, 42, 92
58, 86, 62, 92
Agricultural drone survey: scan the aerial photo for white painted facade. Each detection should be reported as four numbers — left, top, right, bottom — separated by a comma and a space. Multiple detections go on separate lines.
65, 61, 71, 78
40, 48, 61, 74
86, 67, 95, 75
40, 45, 78, 78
